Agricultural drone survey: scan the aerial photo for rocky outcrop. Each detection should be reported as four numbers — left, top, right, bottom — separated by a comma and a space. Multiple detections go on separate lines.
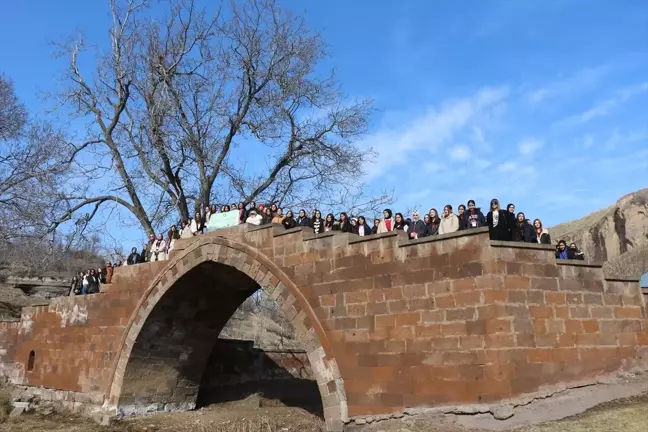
551, 189, 648, 277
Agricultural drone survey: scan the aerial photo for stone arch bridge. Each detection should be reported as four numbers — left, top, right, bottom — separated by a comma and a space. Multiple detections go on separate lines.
1, 224, 647, 431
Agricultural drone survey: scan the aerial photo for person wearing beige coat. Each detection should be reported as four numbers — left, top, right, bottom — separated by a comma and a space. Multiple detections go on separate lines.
438, 205, 459, 235
377, 208, 395, 234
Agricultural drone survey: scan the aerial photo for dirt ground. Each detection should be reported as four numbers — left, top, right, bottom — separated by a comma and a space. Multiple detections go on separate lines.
1, 392, 648, 432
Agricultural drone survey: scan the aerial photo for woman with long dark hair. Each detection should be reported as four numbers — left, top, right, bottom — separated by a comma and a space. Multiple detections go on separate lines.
487, 199, 509, 241
426, 209, 441, 236
337, 212, 353, 233
282, 210, 296, 229
167, 225, 180, 254
534, 219, 551, 244
514, 212, 534, 243
393, 213, 407, 231
237, 202, 247, 224
324, 213, 336, 232
355, 216, 371, 236
190, 211, 204, 235
311, 209, 325, 234
297, 209, 311, 227
506, 203, 517, 240
372, 218, 380, 235
262, 207, 273, 225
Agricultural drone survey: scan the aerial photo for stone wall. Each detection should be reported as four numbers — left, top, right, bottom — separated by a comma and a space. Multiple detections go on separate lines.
197, 339, 318, 410
0, 223, 645, 432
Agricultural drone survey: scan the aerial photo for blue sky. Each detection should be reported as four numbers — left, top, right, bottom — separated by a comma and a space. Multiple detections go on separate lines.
1, 0, 647, 251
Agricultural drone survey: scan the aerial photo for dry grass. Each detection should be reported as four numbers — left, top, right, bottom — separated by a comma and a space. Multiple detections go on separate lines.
0, 387, 10, 423
517, 397, 648, 432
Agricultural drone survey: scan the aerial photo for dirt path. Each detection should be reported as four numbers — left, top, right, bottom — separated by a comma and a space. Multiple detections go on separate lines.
2, 394, 648, 432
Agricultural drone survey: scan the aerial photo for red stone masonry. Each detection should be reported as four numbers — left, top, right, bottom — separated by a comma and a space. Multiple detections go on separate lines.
0, 224, 646, 431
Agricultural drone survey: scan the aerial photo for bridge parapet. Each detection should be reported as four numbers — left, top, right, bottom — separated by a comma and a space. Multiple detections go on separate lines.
0, 223, 645, 431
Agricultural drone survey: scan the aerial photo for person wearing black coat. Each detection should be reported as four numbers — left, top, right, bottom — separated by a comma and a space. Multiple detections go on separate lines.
533, 219, 552, 244
337, 212, 354, 233
297, 209, 311, 227
127, 247, 141, 265
569, 243, 585, 260
311, 210, 325, 234
324, 213, 336, 232
426, 209, 441, 236
555, 240, 576, 260
457, 205, 466, 230
513, 212, 535, 242
371, 218, 380, 235
487, 198, 510, 241
282, 210, 296, 229
505, 203, 517, 240
408, 211, 427, 239
462, 200, 486, 229
355, 216, 372, 236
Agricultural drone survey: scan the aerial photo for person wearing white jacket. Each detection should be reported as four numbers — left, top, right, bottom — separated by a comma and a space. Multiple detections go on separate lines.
190, 211, 204, 235
151, 234, 167, 261
438, 204, 460, 235
245, 209, 263, 225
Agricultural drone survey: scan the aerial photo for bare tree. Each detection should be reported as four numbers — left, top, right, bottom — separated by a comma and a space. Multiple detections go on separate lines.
0, 74, 28, 141
0, 75, 70, 243
51, 0, 388, 237
0, 74, 106, 274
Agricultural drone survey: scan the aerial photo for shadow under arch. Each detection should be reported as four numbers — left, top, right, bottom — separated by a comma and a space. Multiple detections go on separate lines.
104, 236, 347, 431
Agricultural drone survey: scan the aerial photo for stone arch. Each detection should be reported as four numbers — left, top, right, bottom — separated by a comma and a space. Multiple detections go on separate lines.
104, 236, 347, 431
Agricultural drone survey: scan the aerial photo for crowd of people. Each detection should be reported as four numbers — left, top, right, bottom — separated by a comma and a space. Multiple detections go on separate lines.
132, 198, 586, 262
69, 260, 123, 295
73, 198, 585, 295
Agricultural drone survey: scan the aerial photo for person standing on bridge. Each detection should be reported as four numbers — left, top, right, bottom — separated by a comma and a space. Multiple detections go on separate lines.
245, 209, 263, 225
105, 261, 114, 284
533, 219, 551, 244
127, 247, 140, 265
324, 213, 336, 232
377, 208, 394, 233
408, 211, 426, 239
311, 210, 325, 234
514, 212, 534, 242
506, 203, 517, 240
167, 225, 180, 255
355, 216, 371, 236
237, 202, 247, 224
282, 210, 296, 229
439, 205, 459, 235
272, 208, 284, 224
151, 233, 167, 261
297, 209, 310, 227
487, 199, 510, 241
190, 211, 204, 235
457, 205, 466, 230
462, 200, 486, 230
144, 234, 155, 262
337, 212, 353, 233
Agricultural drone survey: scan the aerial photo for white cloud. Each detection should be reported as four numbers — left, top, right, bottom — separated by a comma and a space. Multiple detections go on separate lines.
497, 162, 516, 173
528, 66, 609, 104
423, 161, 443, 173
578, 99, 617, 123
581, 135, 594, 149
450, 145, 471, 161
518, 138, 544, 155
361, 87, 509, 179
474, 159, 492, 170
558, 82, 648, 127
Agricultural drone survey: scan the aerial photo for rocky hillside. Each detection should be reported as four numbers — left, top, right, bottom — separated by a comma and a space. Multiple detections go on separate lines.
551, 188, 648, 278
